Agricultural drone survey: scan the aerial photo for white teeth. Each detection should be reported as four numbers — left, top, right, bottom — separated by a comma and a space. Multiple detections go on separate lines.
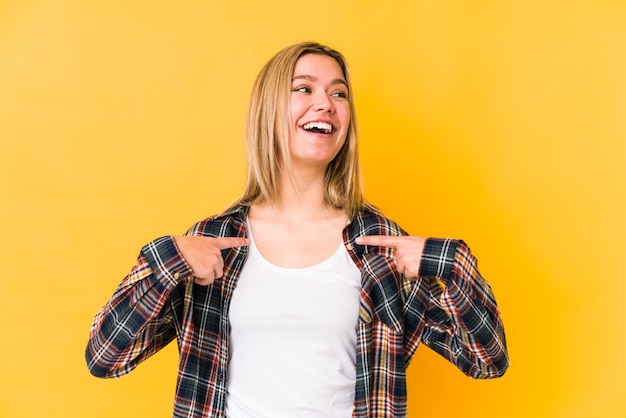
303, 121, 333, 133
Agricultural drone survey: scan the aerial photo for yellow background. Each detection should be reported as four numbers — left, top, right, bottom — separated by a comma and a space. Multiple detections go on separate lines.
1, 1, 625, 417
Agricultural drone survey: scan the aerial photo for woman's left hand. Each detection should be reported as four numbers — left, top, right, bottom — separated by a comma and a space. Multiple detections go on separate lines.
355, 235, 426, 280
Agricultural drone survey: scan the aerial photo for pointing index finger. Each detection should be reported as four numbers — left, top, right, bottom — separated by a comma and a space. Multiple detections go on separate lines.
213, 237, 250, 250
355, 235, 404, 249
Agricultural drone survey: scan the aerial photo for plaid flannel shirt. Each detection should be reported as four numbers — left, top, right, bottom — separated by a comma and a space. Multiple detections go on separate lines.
86, 205, 508, 417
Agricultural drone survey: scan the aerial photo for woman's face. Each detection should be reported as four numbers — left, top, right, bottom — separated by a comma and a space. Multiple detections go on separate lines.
288, 53, 351, 169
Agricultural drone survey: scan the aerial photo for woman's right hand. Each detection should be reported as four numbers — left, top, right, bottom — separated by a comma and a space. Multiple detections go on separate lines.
174, 236, 249, 285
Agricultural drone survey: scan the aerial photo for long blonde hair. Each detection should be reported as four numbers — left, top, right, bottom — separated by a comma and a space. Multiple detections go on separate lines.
230, 42, 369, 220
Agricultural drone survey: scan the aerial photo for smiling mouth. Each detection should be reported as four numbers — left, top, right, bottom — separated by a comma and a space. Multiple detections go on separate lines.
301, 121, 334, 134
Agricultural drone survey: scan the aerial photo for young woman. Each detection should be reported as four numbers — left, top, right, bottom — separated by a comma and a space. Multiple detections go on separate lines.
86, 42, 508, 418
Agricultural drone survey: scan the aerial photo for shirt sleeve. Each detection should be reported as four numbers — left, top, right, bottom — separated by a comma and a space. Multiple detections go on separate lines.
406, 238, 509, 379
85, 236, 193, 378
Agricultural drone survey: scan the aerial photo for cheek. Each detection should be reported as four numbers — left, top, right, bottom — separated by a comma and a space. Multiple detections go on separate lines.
339, 109, 351, 136
339, 104, 351, 126
289, 98, 307, 121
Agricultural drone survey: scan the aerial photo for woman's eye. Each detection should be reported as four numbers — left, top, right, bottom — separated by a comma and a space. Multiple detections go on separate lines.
331, 91, 348, 99
293, 86, 311, 93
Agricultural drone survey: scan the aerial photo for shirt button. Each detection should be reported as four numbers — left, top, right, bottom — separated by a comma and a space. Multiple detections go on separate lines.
346, 243, 354, 251
173, 272, 181, 281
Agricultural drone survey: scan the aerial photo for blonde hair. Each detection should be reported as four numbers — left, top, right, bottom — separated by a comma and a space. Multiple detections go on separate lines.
230, 42, 369, 220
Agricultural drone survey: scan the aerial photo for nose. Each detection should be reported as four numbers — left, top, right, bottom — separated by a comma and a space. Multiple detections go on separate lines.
313, 92, 335, 113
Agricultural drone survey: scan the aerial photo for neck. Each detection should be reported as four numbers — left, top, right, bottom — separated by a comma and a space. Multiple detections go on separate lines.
252, 162, 337, 221
281, 163, 327, 213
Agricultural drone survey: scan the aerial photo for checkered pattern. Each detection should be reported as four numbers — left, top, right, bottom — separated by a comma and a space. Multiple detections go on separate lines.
86, 205, 508, 417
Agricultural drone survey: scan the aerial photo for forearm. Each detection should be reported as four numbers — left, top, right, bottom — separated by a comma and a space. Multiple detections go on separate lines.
420, 239, 509, 378
85, 236, 192, 378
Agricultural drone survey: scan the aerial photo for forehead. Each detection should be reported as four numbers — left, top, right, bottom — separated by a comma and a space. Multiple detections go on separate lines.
292, 53, 346, 81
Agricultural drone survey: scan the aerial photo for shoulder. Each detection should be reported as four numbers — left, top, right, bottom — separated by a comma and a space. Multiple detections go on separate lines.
347, 207, 408, 239
184, 204, 249, 238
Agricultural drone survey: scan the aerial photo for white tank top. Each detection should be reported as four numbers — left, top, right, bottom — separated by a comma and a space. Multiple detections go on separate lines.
225, 226, 361, 418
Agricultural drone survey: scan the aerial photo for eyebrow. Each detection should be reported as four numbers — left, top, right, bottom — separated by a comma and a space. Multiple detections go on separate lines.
292, 74, 348, 87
